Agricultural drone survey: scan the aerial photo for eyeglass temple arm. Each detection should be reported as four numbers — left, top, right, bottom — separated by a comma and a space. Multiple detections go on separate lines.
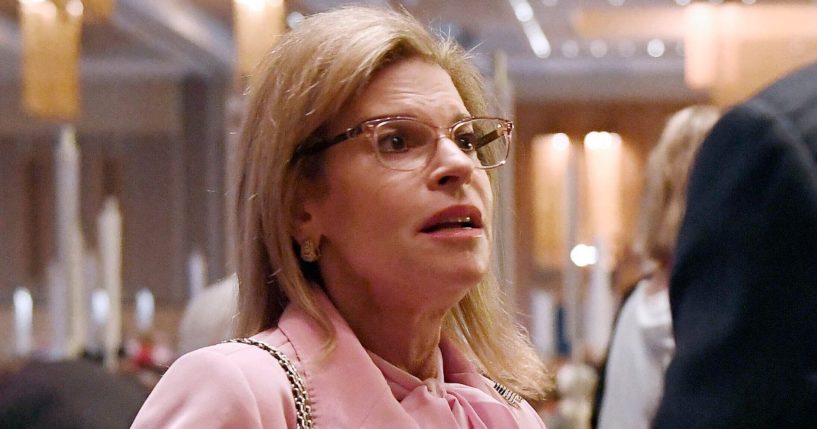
476, 130, 501, 148
293, 125, 365, 160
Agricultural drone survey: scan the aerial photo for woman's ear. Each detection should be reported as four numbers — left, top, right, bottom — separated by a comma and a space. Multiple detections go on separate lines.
290, 184, 320, 243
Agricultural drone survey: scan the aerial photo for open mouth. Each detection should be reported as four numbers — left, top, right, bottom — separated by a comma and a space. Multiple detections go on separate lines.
421, 216, 479, 233
420, 205, 484, 234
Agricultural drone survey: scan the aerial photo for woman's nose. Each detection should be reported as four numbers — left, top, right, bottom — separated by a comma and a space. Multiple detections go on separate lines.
427, 136, 475, 189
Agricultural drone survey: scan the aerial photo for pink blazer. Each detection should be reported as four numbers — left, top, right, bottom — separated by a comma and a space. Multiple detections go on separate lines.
131, 293, 546, 428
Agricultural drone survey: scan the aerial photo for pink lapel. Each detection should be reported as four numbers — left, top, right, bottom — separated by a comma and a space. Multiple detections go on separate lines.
275, 292, 422, 429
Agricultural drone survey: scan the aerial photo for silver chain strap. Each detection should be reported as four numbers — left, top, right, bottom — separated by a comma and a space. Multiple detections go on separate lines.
492, 381, 522, 408
226, 337, 521, 424
226, 338, 315, 429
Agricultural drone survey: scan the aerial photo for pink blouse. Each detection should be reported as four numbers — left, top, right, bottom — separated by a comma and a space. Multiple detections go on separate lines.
370, 340, 543, 428
131, 292, 546, 428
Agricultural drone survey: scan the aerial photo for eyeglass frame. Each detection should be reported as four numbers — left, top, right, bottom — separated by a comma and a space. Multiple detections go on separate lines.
290, 115, 513, 170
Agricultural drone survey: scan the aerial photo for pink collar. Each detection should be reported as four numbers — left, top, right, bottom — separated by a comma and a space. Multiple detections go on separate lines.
271, 292, 418, 427
256, 291, 536, 428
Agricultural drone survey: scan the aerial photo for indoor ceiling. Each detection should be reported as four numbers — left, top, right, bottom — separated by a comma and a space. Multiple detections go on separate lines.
0, 0, 813, 103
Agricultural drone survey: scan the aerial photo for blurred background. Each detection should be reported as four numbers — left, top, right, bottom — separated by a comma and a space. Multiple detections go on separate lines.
1, 0, 816, 426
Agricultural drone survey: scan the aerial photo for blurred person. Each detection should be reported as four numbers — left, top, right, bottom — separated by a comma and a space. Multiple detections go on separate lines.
653, 63, 817, 427
176, 274, 238, 355
131, 6, 549, 428
595, 105, 720, 429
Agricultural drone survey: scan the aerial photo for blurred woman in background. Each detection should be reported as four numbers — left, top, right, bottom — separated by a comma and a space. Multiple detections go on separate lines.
596, 105, 720, 429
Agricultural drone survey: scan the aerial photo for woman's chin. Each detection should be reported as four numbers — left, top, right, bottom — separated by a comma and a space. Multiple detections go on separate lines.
418, 269, 485, 302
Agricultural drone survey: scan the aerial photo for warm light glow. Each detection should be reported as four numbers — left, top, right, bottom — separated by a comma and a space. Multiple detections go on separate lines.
19, 0, 83, 118
531, 134, 571, 268
551, 133, 570, 150
584, 131, 621, 151
235, 0, 270, 13
234, 0, 286, 75
583, 132, 623, 267
570, 244, 598, 267
684, 4, 717, 89
574, 3, 817, 106
66, 0, 84, 17
19, 0, 56, 18
683, 4, 817, 105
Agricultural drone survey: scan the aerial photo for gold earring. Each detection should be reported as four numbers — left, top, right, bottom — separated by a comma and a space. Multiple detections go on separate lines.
300, 239, 320, 262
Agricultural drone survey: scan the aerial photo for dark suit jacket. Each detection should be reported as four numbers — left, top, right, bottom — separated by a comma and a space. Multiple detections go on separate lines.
0, 359, 149, 429
653, 63, 817, 428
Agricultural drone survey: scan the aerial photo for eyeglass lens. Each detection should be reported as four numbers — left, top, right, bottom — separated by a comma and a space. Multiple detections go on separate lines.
372, 118, 509, 171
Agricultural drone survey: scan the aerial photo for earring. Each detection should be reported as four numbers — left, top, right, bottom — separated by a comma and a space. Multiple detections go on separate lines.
300, 239, 320, 262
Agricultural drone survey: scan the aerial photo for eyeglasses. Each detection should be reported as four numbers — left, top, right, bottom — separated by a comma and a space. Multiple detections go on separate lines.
292, 116, 513, 171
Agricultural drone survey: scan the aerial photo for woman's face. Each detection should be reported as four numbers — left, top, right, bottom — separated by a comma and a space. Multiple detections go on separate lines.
298, 58, 494, 313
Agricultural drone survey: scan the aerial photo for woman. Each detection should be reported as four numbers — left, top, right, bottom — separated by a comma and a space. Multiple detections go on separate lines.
132, 6, 549, 428
596, 105, 720, 429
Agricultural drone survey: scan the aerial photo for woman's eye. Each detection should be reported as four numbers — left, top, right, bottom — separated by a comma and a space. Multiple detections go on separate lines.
378, 133, 410, 153
455, 132, 477, 151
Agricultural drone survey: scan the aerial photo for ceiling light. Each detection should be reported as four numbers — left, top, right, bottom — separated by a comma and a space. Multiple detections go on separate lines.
509, 0, 551, 58
590, 40, 608, 58
647, 39, 666, 57
523, 19, 551, 58
674, 0, 691, 6
510, 0, 534, 22
287, 11, 304, 28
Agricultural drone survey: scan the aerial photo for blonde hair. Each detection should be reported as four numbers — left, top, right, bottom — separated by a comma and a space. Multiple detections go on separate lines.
234, 6, 549, 400
634, 105, 721, 269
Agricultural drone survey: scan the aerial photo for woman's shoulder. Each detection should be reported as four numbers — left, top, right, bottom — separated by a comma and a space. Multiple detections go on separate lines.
131, 330, 298, 428
186, 329, 295, 369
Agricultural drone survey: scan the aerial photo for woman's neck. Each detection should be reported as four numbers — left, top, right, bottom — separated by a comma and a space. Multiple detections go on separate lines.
328, 291, 445, 380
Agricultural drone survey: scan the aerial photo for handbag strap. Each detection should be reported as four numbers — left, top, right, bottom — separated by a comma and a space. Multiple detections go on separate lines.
225, 338, 315, 429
